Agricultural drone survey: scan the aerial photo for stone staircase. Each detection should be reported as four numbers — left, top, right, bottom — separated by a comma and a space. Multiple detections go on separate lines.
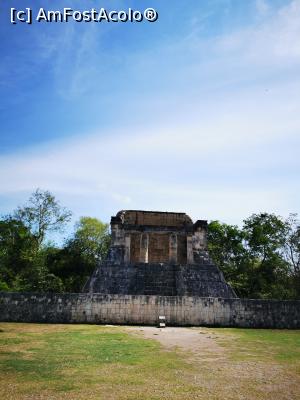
83, 261, 237, 298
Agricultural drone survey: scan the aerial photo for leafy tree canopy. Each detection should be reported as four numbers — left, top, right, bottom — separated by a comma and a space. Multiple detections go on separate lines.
69, 216, 110, 263
0, 190, 299, 298
13, 188, 72, 247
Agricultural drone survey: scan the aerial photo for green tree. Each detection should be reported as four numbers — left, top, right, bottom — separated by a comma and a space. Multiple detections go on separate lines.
243, 213, 287, 261
14, 248, 64, 293
208, 213, 298, 299
47, 217, 110, 292
14, 189, 72, 247
71, 217, 110, 263
283, 214, 300, 275
208, 220, 252, 297
0, 189, 71, 293
242, 213, 292, 299
0, 217, 65, 293
0, 217, 37, 290
283, 213, 300, 297
208, 221, 246, 275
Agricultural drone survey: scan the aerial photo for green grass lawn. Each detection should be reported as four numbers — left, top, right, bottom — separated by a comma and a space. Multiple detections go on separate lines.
0, 323, 299, 400
0, 324, 194, 399
217, 328, 300, 365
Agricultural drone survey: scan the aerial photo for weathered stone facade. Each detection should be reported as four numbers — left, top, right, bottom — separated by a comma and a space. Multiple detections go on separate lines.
107, 210, 208, 265
1, 292, 299, 328
2, 210, 297, 329
84, 210, 237, 298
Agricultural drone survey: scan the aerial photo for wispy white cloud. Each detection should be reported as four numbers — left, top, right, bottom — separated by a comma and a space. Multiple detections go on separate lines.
215, 0, 300, 63
1, 0, 300, 225
256, 0, 271, 16
1, 77, 299, 223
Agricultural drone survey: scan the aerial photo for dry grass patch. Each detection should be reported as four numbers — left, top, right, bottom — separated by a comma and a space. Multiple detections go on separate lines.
0, 323, 300, 400
127, 326, 300, 400
0, 323, 198, 400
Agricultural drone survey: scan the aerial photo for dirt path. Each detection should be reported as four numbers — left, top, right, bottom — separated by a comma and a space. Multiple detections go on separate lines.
125, 326, 224, 361
125, 326, 300, 400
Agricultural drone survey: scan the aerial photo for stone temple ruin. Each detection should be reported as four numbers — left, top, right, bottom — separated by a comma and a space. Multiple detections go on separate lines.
2, 210, 299, 328
84, 210, 237, 298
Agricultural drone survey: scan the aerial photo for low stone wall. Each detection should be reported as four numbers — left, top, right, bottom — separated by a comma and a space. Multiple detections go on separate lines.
0, 292, 299, 328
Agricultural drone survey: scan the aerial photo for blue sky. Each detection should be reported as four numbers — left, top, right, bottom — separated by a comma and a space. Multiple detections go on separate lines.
0, 0, 299, 238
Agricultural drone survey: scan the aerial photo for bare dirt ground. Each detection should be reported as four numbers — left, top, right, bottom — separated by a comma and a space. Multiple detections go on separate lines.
126, 326, 224, 359
126, 326, 300, 400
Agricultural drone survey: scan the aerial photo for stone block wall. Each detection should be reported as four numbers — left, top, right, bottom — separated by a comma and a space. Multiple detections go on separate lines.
83, 262, 237, 298
109, 210, 206, 265
0, 292, 299, 328
119, 211, 193, 228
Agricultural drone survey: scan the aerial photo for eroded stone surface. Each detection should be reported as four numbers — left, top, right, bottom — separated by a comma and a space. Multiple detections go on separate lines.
84, 210, 236, 298
0, 293, 299, 328
108, 210, 208, 265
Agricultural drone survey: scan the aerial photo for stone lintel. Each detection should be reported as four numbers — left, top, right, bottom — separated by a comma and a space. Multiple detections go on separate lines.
124, 225, 193, 233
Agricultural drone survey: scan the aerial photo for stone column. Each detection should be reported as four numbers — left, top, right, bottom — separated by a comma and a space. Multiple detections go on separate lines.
110, 220, 124, 246
187, 234, 194, 264
169, 234, 178, 264
124, 234, 131, 264
140, 233, 149, 263
108, 220, 125, 264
